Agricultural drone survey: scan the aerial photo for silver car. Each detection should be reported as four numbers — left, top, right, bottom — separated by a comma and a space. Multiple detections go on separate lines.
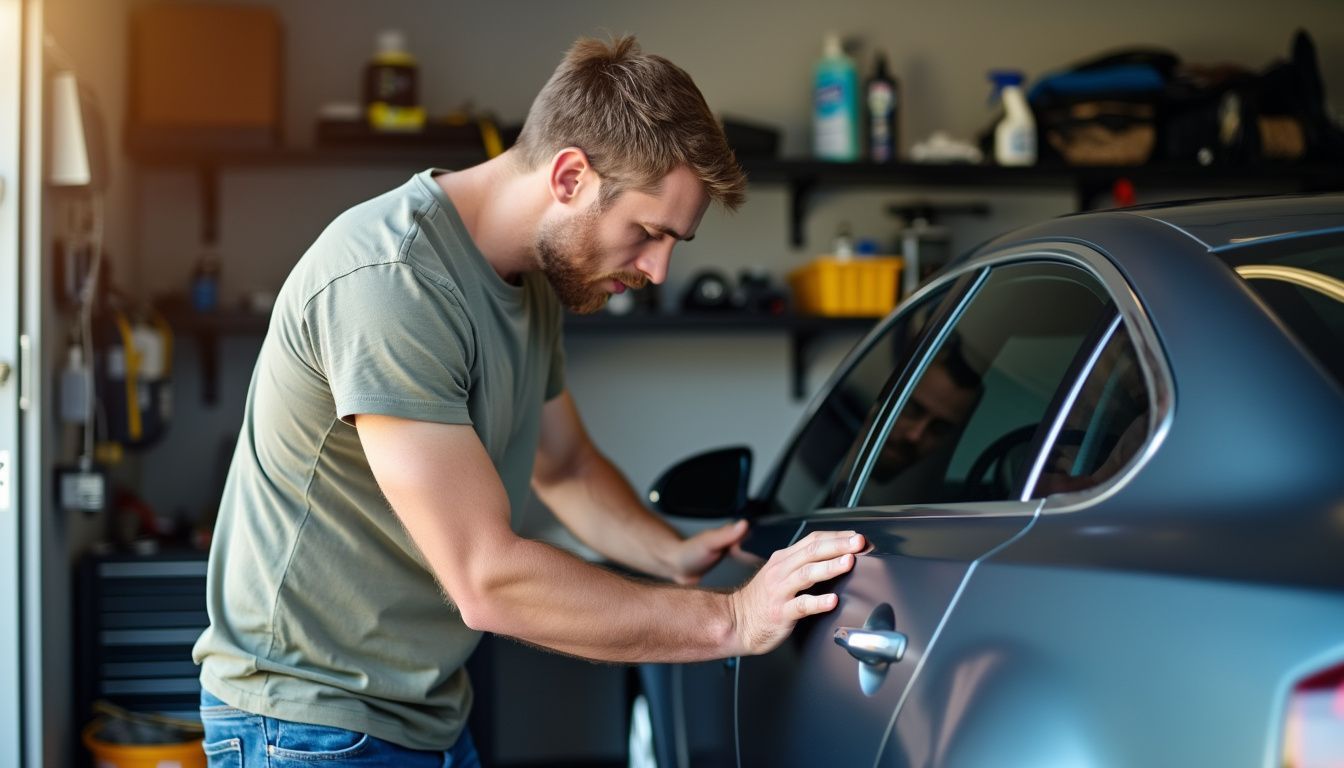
639, 194, 1344, 768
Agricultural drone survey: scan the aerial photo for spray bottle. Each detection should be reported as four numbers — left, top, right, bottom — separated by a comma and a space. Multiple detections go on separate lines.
989, 70, 1036, 166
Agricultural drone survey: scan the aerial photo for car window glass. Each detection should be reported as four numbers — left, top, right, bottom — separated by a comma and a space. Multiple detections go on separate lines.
1030, 327, 1151, 497
856, 262, 1111, 507
767, 287, 950, 518
1221, 239, 1344, 391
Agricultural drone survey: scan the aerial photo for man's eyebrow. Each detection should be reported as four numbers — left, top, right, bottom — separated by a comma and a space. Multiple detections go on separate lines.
643, 222, 694, 242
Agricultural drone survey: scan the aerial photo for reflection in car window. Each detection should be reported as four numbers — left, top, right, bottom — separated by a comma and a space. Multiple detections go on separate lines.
767, 287, 949, 518
856, 262, 1112, 507
1031, 327, 1150, 497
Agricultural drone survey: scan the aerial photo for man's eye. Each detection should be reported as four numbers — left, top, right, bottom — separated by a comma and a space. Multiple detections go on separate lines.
643, 230, 658, 241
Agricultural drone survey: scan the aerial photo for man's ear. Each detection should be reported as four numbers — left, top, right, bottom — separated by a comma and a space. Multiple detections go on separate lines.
548, 147, 598, 206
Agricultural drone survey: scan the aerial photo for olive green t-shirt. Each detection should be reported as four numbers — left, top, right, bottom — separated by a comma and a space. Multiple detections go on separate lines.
192, 169, 565, 750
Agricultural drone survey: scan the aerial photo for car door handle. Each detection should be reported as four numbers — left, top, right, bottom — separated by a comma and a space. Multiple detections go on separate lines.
834, 627, 908, 665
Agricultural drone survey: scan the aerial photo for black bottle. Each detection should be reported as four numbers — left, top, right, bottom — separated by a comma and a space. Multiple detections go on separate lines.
866, 52, 900, 163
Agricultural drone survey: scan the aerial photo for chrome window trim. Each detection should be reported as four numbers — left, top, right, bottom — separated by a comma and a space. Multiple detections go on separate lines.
839, 241, 1174, 515
755, 268, 980, 503
842, 269, 988, 506
1019, 315, 1121, 501
1235, 264, 1344, 303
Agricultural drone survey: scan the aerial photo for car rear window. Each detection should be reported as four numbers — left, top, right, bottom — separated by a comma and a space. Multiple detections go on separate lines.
1220, 239, 1344, 391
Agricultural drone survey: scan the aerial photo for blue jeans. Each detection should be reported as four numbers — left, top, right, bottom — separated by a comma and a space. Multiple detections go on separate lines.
200, 688, 481, 767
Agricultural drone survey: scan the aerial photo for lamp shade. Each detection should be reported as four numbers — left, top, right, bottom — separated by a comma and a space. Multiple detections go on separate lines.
49, 70, 97, 187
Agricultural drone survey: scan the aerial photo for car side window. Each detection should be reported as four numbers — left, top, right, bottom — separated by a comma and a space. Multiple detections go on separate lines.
1030, 326, 1151, 497
855, 262, 1112, 507
766, 287, 950, 518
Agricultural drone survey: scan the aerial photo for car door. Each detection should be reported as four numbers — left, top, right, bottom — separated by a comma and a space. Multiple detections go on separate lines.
735, 259, 1121, 768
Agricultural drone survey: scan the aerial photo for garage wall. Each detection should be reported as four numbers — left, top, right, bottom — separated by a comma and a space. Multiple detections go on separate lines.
131, 0, 1344, 529
30, 0, 1341, 763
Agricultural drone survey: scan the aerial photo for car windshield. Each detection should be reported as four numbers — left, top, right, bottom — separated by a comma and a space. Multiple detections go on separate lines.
1219, 236, 1344, 392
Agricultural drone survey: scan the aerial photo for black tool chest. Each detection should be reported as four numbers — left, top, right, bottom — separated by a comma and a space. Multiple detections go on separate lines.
76, 551, 209, 723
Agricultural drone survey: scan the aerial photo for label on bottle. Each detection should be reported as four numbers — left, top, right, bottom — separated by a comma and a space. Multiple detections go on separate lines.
815, 81, 854, 159
868, 82, 895, 162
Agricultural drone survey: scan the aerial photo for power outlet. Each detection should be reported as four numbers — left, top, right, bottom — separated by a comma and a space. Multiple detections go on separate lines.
57, 464, 106, 513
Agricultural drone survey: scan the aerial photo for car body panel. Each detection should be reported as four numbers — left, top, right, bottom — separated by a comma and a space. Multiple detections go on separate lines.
1127, 194, 1344, 250
880, 560, 1344, 768
735, 504, 1040, 768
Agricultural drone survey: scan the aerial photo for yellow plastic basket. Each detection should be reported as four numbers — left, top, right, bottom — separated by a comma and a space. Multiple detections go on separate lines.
83, 721, 206, 768
788, 256, 904, 317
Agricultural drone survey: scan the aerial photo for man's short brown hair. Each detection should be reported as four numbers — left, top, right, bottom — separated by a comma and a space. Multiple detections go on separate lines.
514, 35, 746, 211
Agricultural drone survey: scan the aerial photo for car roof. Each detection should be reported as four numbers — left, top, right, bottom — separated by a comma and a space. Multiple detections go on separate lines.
1114, 193, 1344, 251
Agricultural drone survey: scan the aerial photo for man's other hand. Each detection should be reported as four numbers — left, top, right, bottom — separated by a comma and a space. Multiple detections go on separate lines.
728, 530, 866, 656
668, 519, 750, 585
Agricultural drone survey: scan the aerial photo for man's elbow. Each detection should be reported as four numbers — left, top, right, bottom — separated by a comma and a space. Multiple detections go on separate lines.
446, 554, 519, 635
453, 596, 496, 633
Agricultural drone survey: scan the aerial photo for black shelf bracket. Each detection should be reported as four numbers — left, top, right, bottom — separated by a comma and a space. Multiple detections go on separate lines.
790, 330, 818, 400
789, 175, 818, 248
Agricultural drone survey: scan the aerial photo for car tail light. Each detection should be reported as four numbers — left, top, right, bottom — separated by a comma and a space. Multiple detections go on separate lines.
1283, 661, 1344, 768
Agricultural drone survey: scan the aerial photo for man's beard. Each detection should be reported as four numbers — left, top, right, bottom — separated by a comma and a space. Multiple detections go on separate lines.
536, 207, 648, 314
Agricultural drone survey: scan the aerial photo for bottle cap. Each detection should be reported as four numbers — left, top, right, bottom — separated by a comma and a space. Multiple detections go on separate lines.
873, 51, 891, 79
823, 33, 843, 58
377, 30, 407, 56
987, 69, 1025, 102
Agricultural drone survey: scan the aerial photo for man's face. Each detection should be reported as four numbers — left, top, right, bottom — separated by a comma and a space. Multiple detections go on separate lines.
879, 362, 979, 470
536, 165, 710, 314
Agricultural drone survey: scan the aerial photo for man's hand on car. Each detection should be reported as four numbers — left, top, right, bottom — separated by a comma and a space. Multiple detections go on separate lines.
728, 530, 866, 656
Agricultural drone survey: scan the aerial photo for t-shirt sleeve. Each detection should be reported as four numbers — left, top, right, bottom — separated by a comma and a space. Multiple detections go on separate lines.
304, 263, 475, 426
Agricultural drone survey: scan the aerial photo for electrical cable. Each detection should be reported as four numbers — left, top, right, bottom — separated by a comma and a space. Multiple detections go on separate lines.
78, 193, 103, 468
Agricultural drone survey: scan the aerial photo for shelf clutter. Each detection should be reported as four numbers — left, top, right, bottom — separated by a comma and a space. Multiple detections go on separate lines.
157, 300, 878, 403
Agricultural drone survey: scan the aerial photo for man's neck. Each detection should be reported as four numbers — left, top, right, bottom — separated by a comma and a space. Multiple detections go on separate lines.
435, 152, 545, 283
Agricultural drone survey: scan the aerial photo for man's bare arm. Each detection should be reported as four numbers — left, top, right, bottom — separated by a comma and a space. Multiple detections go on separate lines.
357, 413, 862, 663
531, 391, 746, 584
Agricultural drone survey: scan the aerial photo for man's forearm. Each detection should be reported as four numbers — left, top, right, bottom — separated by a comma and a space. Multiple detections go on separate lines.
532, 446, 684, 580
455, 534, 739, 663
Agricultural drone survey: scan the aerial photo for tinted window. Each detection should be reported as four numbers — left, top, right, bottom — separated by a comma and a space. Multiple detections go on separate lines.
767, 288, 949, 517
1222, 238, 1344, 391
1031, 326, 1151, 497
856, 262, 1112, 507
1225, 239, 1344, 390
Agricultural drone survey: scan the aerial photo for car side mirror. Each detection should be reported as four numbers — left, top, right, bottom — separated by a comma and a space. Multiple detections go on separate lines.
648, 446, 753, 519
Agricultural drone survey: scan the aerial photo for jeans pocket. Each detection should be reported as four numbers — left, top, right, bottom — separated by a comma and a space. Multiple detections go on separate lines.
267, 718, 373, 761
202, 737, 243, 768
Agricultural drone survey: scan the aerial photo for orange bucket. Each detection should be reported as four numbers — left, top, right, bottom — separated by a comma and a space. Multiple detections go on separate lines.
83, 721, 206, 768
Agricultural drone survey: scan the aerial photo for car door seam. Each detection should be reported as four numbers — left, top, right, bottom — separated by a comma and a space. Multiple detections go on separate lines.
870, 498, 1045, 768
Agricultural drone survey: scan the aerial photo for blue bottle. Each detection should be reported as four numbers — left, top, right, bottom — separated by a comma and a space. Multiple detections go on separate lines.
813, 33, 860, 162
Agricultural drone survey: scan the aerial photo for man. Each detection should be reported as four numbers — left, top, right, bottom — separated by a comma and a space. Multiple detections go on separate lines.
194, 35, 865, 765
864, 338, 983, 500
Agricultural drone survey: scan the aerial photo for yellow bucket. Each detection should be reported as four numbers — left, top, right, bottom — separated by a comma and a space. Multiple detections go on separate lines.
83, 721, 206, 768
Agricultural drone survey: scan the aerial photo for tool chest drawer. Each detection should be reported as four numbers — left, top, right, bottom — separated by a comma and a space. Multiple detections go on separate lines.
76, 552, 209, 722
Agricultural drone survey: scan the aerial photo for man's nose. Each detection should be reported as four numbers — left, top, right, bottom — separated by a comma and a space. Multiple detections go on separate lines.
904, 416, 930, 443
634, 243, 672, 285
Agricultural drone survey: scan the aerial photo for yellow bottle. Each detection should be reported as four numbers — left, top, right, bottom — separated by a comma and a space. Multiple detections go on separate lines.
364, 30, 425, 132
